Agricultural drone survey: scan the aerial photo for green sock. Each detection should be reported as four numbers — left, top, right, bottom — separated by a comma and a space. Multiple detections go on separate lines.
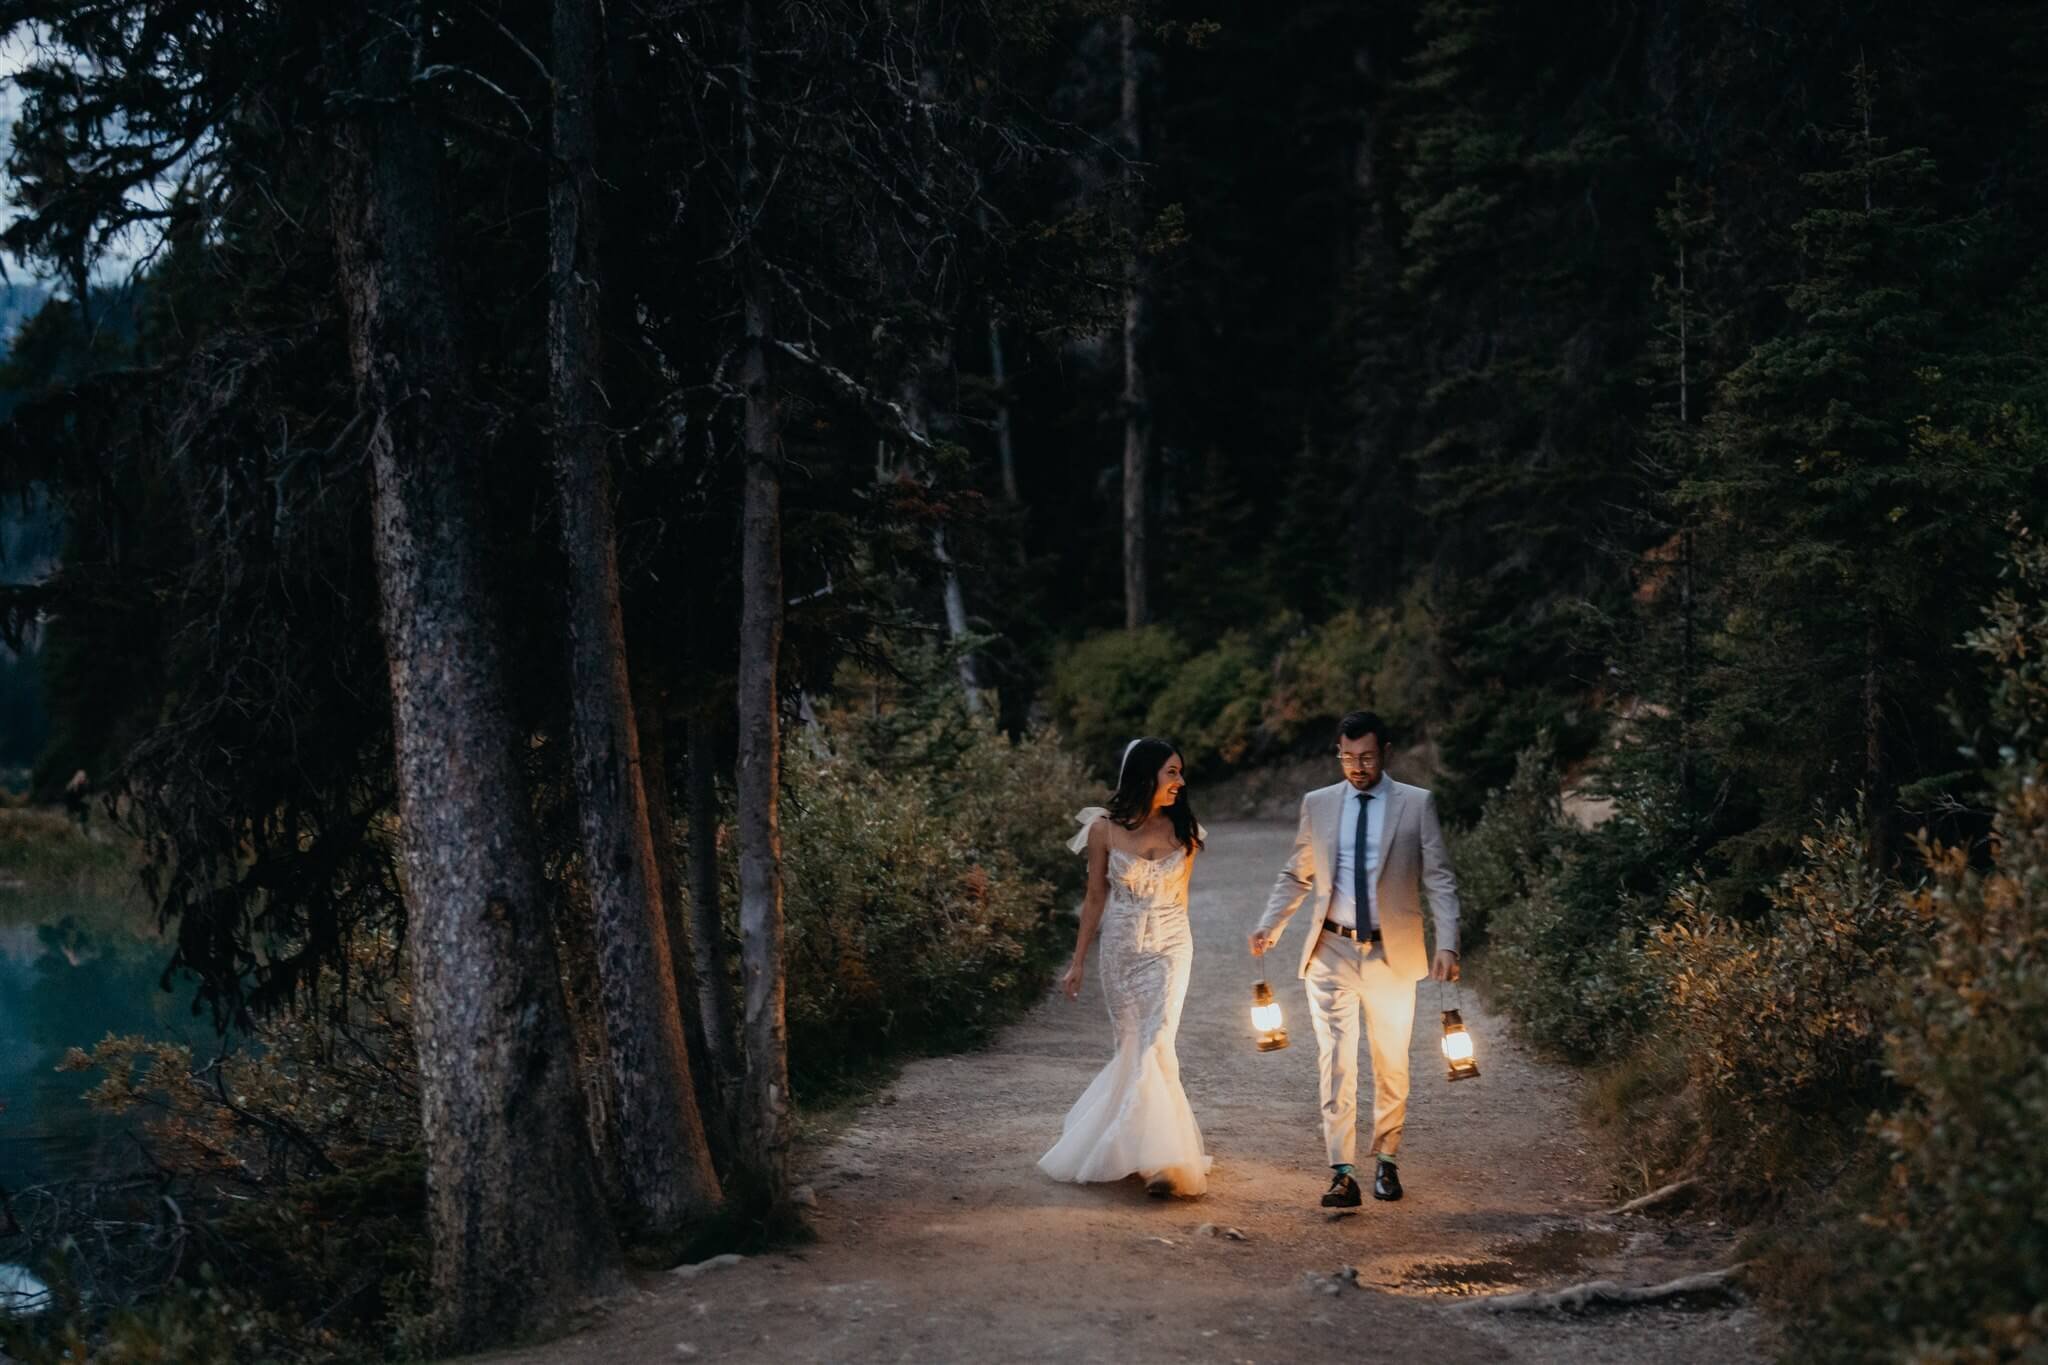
1332, 1163, 1355, 1178
1373, 1153, 1396, 1167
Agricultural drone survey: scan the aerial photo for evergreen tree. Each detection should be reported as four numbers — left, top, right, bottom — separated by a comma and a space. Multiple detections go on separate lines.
1687, 64, 2020, 870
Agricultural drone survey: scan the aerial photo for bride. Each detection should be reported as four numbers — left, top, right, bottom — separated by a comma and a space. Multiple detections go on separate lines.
1039, 737, 1211, 1197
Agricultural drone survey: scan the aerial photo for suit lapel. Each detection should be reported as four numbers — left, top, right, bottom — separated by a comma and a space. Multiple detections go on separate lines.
1374, 781, 1405, 889
1315, 783, 1343, 889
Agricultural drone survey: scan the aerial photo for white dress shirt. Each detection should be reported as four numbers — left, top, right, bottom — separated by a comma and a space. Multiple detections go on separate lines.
1326, 777, 1385, 931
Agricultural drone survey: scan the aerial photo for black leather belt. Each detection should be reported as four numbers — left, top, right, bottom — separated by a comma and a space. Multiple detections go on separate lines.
1323, 923, 1381, 943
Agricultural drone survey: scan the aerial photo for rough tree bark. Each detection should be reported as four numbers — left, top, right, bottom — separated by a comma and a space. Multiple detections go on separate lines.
1119, 14, 1151, 631
324, 3, 617, 1347
684, 680, 742, 1097
549, 0, 721, 1232
734, 0, 793, 1211
631, 677, 718, 1121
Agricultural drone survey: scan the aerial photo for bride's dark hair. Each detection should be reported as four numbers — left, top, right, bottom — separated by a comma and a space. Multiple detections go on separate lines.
1106, 736, 1204, 852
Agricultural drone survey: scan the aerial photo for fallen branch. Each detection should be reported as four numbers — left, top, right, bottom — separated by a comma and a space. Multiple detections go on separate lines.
1608, 1178, 1700, 1216
1458, 1264, 1746, 1315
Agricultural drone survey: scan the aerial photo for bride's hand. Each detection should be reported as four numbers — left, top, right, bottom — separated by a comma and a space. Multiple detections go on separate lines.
1059, 955, 1086, 999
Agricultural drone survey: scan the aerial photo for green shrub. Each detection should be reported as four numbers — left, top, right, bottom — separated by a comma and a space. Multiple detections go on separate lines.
926, 718, 1095, 902
1450, 736, 1566, 955
1646, 812, 1920, 1194
754, 702, 1089, 1096
1261, 609, 1381, 751
1144, 633, 1263, 773
1467, 737, 1670, 1060
1045, 593, 1444, 781
1808, 769, 2048, 1362
1795, 534, 2048, 1361
777, 749, 1061, 1091
1255, 592, 1446, 757
1484, 848, 1661, 1062
1045, 626, 1188, 776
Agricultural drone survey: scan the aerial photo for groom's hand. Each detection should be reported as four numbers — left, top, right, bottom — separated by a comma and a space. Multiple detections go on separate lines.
1431, 949, 1461, 982
1247, 928, 1275, 956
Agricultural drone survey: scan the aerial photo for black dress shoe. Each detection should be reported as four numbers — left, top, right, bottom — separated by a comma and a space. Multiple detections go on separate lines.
1372, 1160, 1403, 1201
1321, 1172, 1362, 1208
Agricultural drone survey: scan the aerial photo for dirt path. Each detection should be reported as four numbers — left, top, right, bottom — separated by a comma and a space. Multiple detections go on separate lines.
471, 820, 1769, 1364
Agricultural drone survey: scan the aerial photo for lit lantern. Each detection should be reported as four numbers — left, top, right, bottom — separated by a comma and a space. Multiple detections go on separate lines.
1441, 1007, 1479, 1082
1251, 979, 1290, 1052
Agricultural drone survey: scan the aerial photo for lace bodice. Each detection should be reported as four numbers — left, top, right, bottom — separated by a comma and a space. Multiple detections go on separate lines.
1106, 844, 1191, 910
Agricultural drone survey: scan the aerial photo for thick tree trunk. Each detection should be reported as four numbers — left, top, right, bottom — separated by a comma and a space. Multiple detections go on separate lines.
735, 294, 790, 1204
735, 0, 793, 1211
632, 679, 717, 1121
1120, 14, 1151, 631
549, 0, 720, 1233
324, 4, 616, 1347
683, 697, 742, 1094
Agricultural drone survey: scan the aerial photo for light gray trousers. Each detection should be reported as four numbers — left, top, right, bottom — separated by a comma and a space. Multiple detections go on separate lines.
1304, 930, 1416, 1166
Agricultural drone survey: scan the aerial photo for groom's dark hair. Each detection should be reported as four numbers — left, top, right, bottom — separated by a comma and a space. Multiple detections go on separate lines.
1336, 710, 1391, 748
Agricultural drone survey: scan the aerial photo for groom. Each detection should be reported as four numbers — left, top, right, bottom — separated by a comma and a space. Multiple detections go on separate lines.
1248, 710, 1461, 1208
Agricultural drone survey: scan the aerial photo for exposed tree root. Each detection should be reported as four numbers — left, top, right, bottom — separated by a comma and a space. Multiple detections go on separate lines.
1607, 1177, 1701, 1216
1458, 1264, 1746, 1315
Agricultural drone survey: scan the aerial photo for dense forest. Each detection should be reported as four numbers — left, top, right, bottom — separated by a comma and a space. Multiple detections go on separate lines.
0, 0, 2044, 1360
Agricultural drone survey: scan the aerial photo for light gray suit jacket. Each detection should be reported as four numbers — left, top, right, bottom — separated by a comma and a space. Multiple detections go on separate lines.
1257, 778, 1461, 982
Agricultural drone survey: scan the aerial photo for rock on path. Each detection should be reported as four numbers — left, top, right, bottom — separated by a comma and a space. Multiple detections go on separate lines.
462, 820, 1769, 1365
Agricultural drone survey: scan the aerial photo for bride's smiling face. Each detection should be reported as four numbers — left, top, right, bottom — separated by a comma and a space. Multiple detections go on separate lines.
1151, 754, 1186, 812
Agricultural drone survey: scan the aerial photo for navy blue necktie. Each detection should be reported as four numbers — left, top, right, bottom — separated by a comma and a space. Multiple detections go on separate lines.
1353, 791, 1373, 931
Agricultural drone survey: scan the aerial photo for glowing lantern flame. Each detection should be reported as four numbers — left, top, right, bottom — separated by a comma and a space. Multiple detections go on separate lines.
1252, 980, 1289, 1052
1441, 1007, 1479, 1081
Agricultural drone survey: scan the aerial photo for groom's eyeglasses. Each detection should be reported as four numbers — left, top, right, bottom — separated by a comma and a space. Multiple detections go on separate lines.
1337, 754, 1381, 769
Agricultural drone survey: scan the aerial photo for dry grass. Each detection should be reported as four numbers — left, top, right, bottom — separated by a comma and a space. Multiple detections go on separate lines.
0, 806, 150, 934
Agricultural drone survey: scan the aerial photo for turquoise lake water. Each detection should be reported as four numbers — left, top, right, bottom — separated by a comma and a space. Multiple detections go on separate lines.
0, 892, 215, 1190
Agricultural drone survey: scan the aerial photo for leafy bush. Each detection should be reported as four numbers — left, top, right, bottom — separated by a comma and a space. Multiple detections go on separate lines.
1795, 534, 2048, 1361
1794, 767, 2048, 1363
1046, 593, 1446, 782
757, 702, 1091, 1095
1259, 597, 1442, 754
1450, 736, 1567, 955
1484, 845, 1662, 1062
1468, 737, 1672, 1060
1646, 812, 1920, 1192
1144, 633, 1263, 773
777, 750, 1057, 1092
1260, 609, 1381, 750
1044, 626, 1188, 776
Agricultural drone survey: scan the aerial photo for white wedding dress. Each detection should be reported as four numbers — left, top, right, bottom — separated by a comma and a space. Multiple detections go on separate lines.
1039, 808, 1211, 1194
